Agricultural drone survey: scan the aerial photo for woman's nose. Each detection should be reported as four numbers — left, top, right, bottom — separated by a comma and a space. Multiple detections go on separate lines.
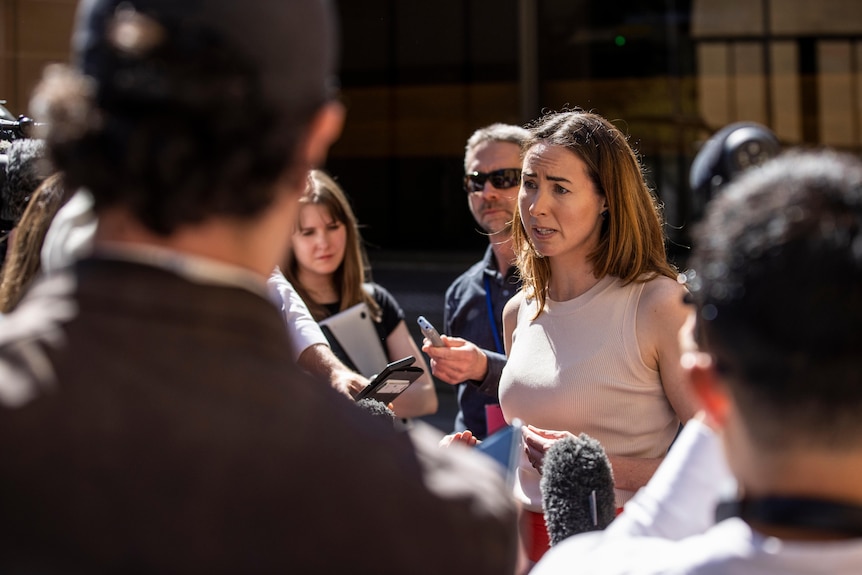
528, 189, 547, 216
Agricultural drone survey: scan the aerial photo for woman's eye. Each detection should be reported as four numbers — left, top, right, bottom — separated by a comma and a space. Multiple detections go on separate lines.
522, 179, 537, 189
555, 184, 570, 195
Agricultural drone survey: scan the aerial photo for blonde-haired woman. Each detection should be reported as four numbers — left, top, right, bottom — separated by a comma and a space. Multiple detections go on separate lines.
499, 110, 699, 562
283, 169, 437, 418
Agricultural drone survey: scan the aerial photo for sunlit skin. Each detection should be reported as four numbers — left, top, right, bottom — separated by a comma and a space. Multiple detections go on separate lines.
466, 140, 522, 237
519, 142, 607, 300
292, 203, 347, 300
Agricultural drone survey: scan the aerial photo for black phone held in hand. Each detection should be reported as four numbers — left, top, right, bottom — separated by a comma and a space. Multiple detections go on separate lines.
417, 316, 444, 347
355, 356, 424, 404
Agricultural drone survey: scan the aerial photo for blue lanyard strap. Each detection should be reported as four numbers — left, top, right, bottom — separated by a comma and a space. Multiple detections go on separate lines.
483, 274, 504, 354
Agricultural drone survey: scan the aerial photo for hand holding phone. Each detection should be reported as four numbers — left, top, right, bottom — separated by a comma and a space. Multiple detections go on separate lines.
355, 356, 423, 404
417, 316, 444, 347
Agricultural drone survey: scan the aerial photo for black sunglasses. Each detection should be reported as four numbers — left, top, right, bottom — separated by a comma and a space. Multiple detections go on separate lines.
463, 168, 522, 193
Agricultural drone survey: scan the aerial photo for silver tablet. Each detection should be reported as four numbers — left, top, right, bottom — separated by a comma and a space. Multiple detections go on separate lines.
319, 303, 389, 378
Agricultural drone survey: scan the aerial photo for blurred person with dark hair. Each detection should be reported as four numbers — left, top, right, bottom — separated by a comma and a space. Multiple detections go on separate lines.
0, 1, 518, 572
533, 148, 862, 574
0, 172, 70, 312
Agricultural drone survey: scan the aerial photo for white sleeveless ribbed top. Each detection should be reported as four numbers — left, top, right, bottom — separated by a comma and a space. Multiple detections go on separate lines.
499, 274, 679, 510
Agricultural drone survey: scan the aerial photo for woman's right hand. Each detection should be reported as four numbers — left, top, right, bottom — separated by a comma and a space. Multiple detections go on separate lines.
522, 425, 575, 475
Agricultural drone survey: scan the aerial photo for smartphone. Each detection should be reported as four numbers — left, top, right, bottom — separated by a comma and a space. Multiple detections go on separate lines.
476, 418, 523, 487
417, 316, 444, 347
355, 356, 424, 404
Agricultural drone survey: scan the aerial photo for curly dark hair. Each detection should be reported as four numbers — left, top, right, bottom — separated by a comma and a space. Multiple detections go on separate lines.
29, 11, 321, 235
688, 149, 862, 448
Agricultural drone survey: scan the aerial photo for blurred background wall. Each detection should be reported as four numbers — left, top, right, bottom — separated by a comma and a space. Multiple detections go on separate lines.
3, 0, 861, 263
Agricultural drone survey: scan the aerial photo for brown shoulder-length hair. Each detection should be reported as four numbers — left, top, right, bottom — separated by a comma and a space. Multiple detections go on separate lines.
512, 110, 677, 315
0, 172, 71, 312
283, 169, 381, 322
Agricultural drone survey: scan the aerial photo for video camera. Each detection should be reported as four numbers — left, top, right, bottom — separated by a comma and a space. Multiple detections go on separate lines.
1, 102, 46, 241
1, 116, 40, 144
689, 121, 781, 217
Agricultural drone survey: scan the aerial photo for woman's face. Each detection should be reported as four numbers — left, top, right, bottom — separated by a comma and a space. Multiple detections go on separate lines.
519, 142, 607, 261
292, 203, 348, 280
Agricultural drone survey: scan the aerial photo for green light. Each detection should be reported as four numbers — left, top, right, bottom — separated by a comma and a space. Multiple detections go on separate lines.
615, 35, 626, 47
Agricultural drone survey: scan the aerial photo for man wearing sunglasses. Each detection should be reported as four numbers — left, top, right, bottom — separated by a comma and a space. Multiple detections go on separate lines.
423, 123, 529, 440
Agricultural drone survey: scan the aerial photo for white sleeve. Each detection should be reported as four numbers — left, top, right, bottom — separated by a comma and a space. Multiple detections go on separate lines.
267, 268, 329, 362
533, 420, 738, 575
606, 418, 737, 540
40, 189, 97, 274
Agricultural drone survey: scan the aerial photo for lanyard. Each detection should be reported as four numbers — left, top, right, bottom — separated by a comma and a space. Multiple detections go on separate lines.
483, 274, 504, 354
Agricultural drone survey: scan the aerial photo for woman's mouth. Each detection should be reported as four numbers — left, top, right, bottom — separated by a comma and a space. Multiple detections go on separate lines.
532, 226, 556, 239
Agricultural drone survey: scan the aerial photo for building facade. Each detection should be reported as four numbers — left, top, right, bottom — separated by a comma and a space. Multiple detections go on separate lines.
2, 0, 861, 260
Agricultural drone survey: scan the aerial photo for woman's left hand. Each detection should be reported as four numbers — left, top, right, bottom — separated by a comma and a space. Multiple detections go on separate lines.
522, 425, 575, 475
439, 430, 479, 448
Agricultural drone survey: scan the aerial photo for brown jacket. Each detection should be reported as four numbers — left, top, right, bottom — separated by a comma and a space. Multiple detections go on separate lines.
0, 258, 518, 574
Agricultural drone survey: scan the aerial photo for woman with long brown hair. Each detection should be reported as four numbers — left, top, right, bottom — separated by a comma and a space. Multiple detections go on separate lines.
499, 110, 699, 562
283, 169, 438, 418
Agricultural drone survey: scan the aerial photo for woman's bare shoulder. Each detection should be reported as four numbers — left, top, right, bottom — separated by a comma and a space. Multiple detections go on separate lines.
640, 274, 687, 309
503, 289, 525, 316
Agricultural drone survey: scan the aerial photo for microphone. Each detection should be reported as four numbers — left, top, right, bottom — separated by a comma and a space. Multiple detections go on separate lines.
540, 433, 616, 545
355, 398, 397, 426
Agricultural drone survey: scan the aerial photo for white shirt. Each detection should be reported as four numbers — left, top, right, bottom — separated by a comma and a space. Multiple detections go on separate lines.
41, 189, 98, 274
532, 420, 862, 574
267, 268, 328, 362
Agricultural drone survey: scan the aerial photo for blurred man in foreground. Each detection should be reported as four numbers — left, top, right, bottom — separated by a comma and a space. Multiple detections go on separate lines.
0, 1, 518, 572
534, 148, 862, 574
